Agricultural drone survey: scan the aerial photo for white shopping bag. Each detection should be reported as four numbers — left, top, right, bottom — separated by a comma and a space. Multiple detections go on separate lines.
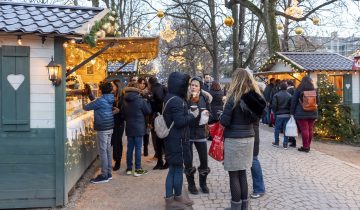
285, 116, 298, 137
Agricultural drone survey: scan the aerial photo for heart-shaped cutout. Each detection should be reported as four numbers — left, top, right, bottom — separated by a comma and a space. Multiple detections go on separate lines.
7, 74, 25, 91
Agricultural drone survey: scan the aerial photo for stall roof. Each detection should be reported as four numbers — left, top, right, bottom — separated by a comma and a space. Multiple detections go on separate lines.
258, 52, 354, 72
73, 37, 160, 62
0, 2, 107, 36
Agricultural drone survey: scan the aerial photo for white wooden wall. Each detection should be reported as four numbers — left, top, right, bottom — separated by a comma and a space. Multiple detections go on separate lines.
352, 73, 360, 103
0, 35, 55, 128
271, 62, 292, 73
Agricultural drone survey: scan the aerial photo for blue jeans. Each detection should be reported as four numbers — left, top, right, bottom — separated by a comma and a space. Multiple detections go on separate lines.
96, 129, 113, 177
274, 117, 290, 145
165, 165, 183, 198
126, 136, 143, 170
251, 156, 265, 194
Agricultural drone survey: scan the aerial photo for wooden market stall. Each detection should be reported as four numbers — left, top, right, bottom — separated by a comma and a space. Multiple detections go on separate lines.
0, 2, 159, 209
255, 52, 360, 123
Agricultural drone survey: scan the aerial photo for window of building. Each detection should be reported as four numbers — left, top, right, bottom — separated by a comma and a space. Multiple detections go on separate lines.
328, 75, 344, 101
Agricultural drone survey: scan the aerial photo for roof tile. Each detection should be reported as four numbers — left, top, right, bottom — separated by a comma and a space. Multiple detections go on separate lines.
0, 2, 105, 35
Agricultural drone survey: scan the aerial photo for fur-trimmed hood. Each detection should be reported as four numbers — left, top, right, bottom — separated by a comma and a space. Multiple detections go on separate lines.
124, 87, 141, 102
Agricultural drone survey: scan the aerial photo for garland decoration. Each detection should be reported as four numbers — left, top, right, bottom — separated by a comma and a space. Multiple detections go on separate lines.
83, 10, 120, 47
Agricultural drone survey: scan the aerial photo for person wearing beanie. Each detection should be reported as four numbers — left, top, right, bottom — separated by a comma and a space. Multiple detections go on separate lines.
184, 76, 212, 195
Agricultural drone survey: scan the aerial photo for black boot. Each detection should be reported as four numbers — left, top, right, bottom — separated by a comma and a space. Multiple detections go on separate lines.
241, 199, 250, 210
185, 167, 199, 194
198, 167, 210, 193
143, 147, 148, 156
289, 137, 296, 147
153, 160, 164, 170
113, 161, 120, 171
161, 161, 169, 170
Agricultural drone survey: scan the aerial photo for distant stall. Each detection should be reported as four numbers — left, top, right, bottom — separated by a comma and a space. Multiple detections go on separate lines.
255, 52, 360, 123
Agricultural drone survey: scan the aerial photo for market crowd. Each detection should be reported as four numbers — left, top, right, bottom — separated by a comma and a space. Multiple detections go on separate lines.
81, 68, 318, 210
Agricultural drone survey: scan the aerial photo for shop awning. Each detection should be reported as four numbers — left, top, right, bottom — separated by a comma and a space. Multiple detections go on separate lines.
66, 37, 159, 76
74, 37, 160, 62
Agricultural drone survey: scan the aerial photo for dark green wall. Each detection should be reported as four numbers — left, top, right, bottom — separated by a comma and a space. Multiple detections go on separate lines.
0, 129, 56, 209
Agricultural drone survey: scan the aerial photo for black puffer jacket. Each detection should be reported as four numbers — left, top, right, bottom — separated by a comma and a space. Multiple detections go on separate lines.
271, 90, 292, 116
209, 89, 224, 123
290, 89, 318, 120
188, 91, 212, 140
123, 87, 152, 137
163, 72, 195, 166
220, 90, 266, 138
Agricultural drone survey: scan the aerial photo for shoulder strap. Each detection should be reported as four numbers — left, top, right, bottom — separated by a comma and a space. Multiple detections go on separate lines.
162, 96, 177, 114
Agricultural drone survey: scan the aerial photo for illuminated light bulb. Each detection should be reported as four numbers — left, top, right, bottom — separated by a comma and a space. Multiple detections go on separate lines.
91, 60, 96, 65
17, 35, 22, 45
70, 39, 76, 44
63, 42, 68, 48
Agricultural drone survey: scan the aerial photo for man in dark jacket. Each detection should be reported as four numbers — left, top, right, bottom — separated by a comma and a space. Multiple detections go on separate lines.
271, 82, 292, 149
263, 78, 275, 126
163, 72, 197, 209
83, 81, 114, 184
148, 76, 168, 169
123, 83, 152, 176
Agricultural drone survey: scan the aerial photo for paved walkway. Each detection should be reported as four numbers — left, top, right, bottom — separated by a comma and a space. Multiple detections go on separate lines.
189, 124, 360, 210
57, 125, 360, 210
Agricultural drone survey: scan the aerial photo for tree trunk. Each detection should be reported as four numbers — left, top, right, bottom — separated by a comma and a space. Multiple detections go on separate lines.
239, 4, 246, 68
232, 4, 239, 71
263, 0, 280, 55
208, 0, 219, 81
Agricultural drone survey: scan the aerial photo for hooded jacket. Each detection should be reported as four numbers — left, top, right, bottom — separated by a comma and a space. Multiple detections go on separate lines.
163, 72, 195, 166
84, 94, 114, 131
123, 87, 152, 137
220, 90, 266, 138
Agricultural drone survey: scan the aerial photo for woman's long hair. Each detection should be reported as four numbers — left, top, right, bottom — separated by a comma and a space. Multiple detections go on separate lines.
297, 76, 314, 91
111, 79, 123, 107
226, 68, 262, 108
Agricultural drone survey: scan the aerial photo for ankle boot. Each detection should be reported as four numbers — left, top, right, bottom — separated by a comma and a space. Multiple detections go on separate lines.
198, 167, 210, 193
113, 161, 120, 171
185, 167, 199, 194
162, 161, 169, 170
224, 200, 242, 210
165, 197, 187, 210
241, 199, 250, 210
153, 160, 164, 170
174, 195, 194, 206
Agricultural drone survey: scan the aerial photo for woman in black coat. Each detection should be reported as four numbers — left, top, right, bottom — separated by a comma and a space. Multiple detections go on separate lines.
163, 72, 197, 209
221, 68, 266, 210
110, 79, 125, 171
185, 76, 212, 195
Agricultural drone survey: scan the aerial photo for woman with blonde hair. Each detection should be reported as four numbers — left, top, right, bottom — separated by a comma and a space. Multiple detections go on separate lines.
220, 68, 266, 210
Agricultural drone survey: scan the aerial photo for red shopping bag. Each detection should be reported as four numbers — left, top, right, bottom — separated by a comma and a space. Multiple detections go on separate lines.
270, 111, 275, 125
208, 122, 224, 161
208, 123, 219, 139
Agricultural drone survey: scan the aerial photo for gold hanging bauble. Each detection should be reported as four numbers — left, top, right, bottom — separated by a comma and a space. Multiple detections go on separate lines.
157, 10, 165, 18
312, 17, 320, 25
295, 27, 303, 35
277, 24, 284, 30
224, 17, 234, 27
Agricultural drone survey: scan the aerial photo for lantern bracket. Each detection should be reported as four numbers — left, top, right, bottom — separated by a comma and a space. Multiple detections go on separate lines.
66, 42, 115, 77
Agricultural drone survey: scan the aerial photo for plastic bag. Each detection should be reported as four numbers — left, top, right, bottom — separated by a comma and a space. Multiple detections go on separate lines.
285, 116, 298, 137
208, 122, 224, 161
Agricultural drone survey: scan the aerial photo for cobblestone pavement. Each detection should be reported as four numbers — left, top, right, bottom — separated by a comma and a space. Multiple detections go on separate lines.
52, 125, 360, 210
187, 124, 360, 210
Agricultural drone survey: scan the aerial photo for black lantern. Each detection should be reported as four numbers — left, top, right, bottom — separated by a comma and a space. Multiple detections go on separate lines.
46, 56, 61, 86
